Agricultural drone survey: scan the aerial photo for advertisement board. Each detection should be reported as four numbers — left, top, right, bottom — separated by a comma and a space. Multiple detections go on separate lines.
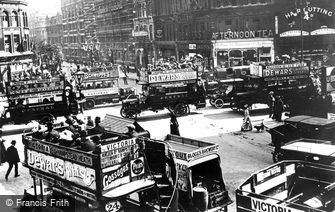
148, 68, 197, 83
27, 149, 96, 191
102, 163, 130, 191
100, 138, 139, 169
262, 63, 309, 80
84, 70, 119, 80
6, 80, 64, 95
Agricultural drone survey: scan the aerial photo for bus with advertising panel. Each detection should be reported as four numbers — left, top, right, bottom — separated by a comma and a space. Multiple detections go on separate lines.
21, 125, 178, 212
120, 68, 206, 118
81, 68, 120, 109
0, 75, 81, 125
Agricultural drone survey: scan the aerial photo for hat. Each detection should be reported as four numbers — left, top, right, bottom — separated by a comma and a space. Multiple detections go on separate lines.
11, 140, 16, 145
269, 91, 274, 95
95, 116, 101, 123
126, 124, 135, 130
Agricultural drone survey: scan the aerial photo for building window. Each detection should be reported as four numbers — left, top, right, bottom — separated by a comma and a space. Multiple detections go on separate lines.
2, 11, 9, 27
13, 35, 20, 52
11, 11, 18, 27
4, 35, 11, 52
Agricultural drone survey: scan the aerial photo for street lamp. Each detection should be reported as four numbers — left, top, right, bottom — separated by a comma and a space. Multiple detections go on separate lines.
75, 70, 85, 113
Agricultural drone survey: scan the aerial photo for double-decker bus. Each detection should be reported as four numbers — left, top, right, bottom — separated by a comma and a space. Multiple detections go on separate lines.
81, 68, 120, 109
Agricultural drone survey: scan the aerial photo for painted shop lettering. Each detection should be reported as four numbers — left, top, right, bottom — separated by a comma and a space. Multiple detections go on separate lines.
285, 7, 333, 19
212, 30, 273, 40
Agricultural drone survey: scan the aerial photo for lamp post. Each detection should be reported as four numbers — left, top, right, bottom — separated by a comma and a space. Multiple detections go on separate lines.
75, 70, 85, 113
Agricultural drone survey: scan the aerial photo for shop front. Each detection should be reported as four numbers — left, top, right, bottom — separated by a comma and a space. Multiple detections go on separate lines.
276, 0, 335, 67
212, 29, 275, 68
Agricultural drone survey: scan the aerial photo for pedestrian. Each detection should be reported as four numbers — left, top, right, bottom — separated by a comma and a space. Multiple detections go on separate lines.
5, 140, 20, 181
125, 124, 137, 137
123, 66, 128, 85
86, 116, 94, 127
0, 138, 6, 165
89, 116, 105, 134
169, 113, 180, 136
273, 96, 284, 122
241, 104, 252, 131
267, 91, 275, 118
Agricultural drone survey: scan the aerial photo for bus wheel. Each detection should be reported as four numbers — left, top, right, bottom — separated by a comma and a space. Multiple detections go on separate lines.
125, 110, 138, 119
174, 103, 187, 116
214, 98, 225, 109
84, 100, 95, 110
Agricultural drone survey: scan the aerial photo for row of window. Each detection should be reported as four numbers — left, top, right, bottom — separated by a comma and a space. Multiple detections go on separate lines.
1, 11, 28, 28
4, 34, 29, 53
156, 0, 273, 15
159, 15, 272, 41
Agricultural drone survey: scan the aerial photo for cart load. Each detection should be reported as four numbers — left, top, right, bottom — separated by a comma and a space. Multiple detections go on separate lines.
236, 161, 335, 212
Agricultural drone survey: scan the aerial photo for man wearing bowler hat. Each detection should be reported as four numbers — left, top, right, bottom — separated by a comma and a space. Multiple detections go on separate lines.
5, 140, 20, 181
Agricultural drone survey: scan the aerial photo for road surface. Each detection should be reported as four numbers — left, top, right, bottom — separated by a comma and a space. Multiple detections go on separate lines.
0, 103, 277, 212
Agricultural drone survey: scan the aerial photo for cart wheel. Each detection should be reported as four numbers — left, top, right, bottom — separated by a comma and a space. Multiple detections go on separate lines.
272, 151, 283, 163
84, 99, 95, 110
214, 98, 225, 109
125, 110, 138, 119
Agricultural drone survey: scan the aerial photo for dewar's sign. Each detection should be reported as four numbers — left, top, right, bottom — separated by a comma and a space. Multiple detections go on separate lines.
148, 68, 197, 83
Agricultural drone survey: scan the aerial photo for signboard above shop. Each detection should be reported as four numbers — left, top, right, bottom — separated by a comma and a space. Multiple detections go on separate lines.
148, 68, 197, 84
277, 0, 335, 36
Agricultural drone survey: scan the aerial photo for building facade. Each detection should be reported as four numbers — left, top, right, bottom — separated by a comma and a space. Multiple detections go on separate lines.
29, 11, 47, 46
152, 0, 277, 68
95, 0, 135, 66
275, 0, 335, 67
61, 0, 97, 64
46, 13, 63, 46
133, 0, 154, 67
0, 0, 31, 82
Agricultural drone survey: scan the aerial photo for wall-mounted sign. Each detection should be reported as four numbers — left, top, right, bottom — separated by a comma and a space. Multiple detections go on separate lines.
278, 0, 335, 35
311, 27, 335, 35
27, 150, 96, 190
280, 30, 309, 37
189, 44, 197, 50
212, 30, 273, 40
133, 31, 148, 37
148, 69, 197, 83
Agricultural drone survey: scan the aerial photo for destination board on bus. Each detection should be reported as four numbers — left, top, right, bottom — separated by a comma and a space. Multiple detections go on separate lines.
100, 138, 139, 169
84, 70, 119, 80
148, 68, 197, 83
6, 80, 64, 95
